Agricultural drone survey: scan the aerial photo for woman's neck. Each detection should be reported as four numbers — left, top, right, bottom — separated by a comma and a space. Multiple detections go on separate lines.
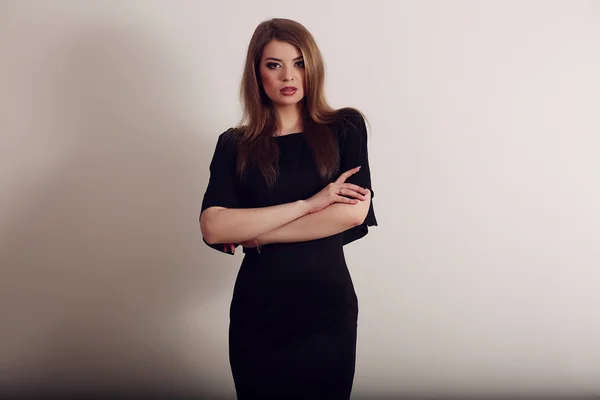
274, 103, 304, 135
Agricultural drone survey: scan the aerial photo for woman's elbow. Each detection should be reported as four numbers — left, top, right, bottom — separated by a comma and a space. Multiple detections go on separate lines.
350, 211, 368, 227
349, 199, 370, 227
200, 208, 222, 244
200, 220, 216, 244
202, 230, 218, 245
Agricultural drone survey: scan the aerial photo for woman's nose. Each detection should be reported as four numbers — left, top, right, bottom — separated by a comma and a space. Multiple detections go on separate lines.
281, 67, 294, 82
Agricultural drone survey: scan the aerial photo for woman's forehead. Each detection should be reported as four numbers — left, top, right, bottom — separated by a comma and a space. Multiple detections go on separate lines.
262, 40, 302, 60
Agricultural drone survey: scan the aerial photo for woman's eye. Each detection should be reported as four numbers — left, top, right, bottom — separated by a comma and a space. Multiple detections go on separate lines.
266, 63, 280, 69
296, 61, 305, 68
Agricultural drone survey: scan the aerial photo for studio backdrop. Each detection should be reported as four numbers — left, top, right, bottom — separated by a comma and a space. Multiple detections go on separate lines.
1, 0, 599, 398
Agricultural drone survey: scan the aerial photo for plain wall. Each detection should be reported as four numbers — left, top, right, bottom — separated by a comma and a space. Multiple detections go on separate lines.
1, 0, 599, 398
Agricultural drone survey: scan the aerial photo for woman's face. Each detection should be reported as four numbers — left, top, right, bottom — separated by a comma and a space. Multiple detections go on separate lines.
258, 40, 305, 108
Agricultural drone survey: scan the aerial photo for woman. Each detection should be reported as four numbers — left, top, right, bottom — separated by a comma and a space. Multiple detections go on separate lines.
200, 18, 377, 399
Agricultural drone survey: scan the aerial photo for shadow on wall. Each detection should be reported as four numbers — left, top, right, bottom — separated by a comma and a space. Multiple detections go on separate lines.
0, 24, 236, 397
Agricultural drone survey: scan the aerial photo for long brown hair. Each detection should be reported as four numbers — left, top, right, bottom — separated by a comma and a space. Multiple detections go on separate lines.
234, 18, 365, 187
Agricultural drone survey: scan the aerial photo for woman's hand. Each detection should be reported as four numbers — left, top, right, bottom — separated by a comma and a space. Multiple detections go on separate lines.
224, 239, 260, 254
223, 243, 236, 254
304, 166, 370, 215
239, 238, 261, 249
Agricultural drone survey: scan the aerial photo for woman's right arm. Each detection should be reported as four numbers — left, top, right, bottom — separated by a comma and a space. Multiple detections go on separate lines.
200, 166, 366, 245
200, 201, 310, 245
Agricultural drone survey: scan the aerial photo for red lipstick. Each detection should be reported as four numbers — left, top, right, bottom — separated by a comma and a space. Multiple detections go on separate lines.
280, 86, 297, 95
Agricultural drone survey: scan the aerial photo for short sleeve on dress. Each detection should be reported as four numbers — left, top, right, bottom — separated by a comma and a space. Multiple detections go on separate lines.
200, 129, 241, 254
337, 110, 378, 245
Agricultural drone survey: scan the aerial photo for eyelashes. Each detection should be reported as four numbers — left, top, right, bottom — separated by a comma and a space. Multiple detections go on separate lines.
266, 61, 305, 69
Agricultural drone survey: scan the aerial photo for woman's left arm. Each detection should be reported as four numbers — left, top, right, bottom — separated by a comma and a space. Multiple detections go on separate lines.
246, 190, 371, 246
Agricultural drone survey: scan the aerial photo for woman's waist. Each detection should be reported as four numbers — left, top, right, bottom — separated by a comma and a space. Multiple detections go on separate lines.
241, 234, 343, 256
236, 244, 352, 289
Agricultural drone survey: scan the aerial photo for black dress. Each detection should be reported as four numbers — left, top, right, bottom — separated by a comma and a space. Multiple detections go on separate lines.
200, 110, 377, 399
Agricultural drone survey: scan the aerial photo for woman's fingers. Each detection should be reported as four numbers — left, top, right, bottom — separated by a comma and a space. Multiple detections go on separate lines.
338, 184, 369, 198
336, 195, 360, 205
335, 166, 361, 183
342, 183, 370, 195
223, 243, 236, 254
338, 189, 368, 202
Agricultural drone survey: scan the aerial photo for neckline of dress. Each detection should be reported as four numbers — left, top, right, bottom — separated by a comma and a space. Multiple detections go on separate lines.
273, 132, 303, 138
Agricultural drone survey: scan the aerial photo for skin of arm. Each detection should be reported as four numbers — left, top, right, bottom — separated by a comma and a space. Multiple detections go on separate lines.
200, 200, 311, 245
250, 189, 371, 246
202, 166, 367, 247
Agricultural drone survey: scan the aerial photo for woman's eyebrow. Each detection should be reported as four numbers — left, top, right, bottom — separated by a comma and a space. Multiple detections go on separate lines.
264, 56, 304, 62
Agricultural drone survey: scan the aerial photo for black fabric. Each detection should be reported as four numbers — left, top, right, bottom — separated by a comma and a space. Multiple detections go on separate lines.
336, 110, 378, 245
200, 129, 241, 254
199, 110, 377, 399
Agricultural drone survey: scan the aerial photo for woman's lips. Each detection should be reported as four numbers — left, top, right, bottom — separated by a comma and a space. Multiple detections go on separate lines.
280, 87, 297, 95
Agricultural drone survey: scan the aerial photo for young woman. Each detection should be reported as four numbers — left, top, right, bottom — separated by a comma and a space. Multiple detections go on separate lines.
200, 18, 377, 399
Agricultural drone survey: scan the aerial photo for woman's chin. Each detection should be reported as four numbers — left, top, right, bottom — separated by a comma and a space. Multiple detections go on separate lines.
273, 96, 304, 107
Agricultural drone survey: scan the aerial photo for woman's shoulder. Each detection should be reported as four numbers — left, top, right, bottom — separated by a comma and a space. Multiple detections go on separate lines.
215, 126, 244, 149
334, 107, 363, 121
208, 128, 243, 160
332, 107, 367, 138
218, 126, 243, 141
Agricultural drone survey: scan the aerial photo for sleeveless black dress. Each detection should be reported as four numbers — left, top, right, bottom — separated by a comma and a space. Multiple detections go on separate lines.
200, 110, 377, 399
